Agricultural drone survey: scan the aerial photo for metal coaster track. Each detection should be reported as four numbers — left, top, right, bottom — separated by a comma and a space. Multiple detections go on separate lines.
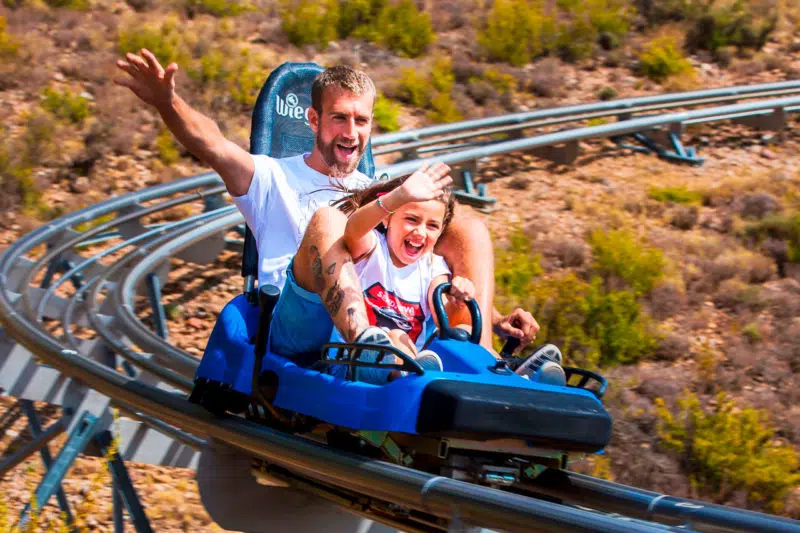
1, 82, 800, 533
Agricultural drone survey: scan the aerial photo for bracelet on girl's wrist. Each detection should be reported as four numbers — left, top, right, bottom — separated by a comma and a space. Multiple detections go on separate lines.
376, 197, 395, 215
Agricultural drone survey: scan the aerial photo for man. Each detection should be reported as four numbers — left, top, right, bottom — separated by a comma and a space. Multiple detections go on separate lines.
114, 49, 541, 366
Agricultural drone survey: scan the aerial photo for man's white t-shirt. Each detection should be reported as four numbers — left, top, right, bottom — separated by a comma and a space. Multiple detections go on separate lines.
332, 231, 450, 351
232, 154, 371, 288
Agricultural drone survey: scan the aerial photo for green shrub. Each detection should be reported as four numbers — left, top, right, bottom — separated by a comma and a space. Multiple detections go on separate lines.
585, 0, 633, 42
395, 56, 462, 124
589, 228, 665, 296
585, 278, 657, 366
638, 35, 694, 83
156, 127, 180, 165
478, 0, 633, 65
0, 112, 57, 215
186, 0, 251, 16
373, 93, 401, 132
525, 272, 597, 365
555, 3, 598, 62
20, 111, 55, 169
478, 0, 553, 66
430, 55, 455, 94
648, 185, 703, 204
427, 56, 462, 123
741, 322, 762, 343
190, 48, 227, 84
374, 0, 434, 58
40, 87, 91, 124
44, 0, 89, 9
280, 0, 432, 56
495, 229, 544, 301
481, 68, 517, 94
744, 211, 800, 263
281, 0, 340, 48
685, 0, 776, 53
338, 0, 385, 40
494, 229, 657, 368
395, 67, 429, 107
227, 49, 269, 107
637, 0, 703, 26
525, 273, 656, 367
656, 392, 800, 512
597, 86, 617, 100
118, 16, 189, 67
0, 17, 19, 59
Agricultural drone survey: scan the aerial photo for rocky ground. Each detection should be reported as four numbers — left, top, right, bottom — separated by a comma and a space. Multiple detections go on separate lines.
1, 0, 800, 530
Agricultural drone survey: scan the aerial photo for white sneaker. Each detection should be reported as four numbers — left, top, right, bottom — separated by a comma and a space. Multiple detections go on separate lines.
534, 361, 567, 386
352, 326, 396, 383
415, 350, 444, 372
514, 344, 563, 378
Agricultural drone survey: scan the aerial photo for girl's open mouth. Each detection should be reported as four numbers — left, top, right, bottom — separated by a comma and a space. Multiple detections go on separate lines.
403, 239, 423, 259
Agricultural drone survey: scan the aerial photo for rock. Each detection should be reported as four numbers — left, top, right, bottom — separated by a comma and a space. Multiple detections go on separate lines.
70, 176, 90, 194
186, 317, 203, 329
53, 72, 65, 82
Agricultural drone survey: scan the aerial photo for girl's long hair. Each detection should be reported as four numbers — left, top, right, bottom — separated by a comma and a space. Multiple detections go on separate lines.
332, 175, 456, 233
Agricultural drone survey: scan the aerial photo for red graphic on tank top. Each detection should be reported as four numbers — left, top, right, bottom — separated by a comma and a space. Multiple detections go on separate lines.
363, 282, 425, 342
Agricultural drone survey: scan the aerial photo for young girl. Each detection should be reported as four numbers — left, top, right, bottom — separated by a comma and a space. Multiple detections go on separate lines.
329, 162, 475, 383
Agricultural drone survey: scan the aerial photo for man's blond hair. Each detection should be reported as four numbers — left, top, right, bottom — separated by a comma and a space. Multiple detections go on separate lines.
311, 65, 376, 113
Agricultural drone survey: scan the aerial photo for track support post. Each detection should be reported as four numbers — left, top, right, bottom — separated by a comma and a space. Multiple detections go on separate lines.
19, 411, 99, 527
612, 117, 704, 165
96, 430, 154, 533
145, 272, 169, 341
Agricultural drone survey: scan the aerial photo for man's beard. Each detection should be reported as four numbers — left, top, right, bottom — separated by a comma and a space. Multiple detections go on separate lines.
317, 135, 365, 177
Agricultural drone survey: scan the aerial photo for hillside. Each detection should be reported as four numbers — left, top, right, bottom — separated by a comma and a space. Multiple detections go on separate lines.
1, 0, 800, 530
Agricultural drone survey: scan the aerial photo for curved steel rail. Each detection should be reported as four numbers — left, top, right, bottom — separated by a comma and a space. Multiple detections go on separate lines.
2, 86, 800, 533
372, 79, 800, 155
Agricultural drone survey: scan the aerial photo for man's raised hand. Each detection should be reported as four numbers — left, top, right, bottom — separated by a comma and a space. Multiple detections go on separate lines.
399, 161, 452, 203
114, 49, 178, 109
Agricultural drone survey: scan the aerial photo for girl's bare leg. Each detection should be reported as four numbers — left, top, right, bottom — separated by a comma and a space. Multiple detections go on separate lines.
386, 329, 418, 380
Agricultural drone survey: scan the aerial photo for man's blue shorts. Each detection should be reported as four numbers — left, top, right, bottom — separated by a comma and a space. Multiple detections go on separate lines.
268, 260, 335, 368
268, 259, 394, 384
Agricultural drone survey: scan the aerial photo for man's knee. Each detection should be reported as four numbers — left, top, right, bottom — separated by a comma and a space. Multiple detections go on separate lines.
437, 209, 491, 258
307, 206, 347, 237
453, 209, 490, 240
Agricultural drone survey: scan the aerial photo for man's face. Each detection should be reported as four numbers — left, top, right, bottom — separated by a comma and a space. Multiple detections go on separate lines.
308, 86, 374, 176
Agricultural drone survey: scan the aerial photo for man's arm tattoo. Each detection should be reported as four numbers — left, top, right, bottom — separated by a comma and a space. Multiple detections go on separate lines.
324, 280, 344, 315
310, 245, 324, 292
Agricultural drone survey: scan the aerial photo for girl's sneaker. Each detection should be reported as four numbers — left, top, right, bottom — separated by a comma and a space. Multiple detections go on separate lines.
415, 350, 444, 372
514, 344, 566, 386
352, 326, 396, 383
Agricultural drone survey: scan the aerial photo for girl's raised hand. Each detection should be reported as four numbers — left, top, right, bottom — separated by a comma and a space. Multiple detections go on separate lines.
398, 162, 453, 203
448, 276, 475, 304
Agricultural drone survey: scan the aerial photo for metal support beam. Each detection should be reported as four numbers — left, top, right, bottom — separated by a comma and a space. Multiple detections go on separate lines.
113, 479, 124, 533
20, 411, 99, 526
203, 193, 227, 213
145, 273, 168, 341
530, 141, 580, 165
0, 400, 22, 435
733, 107, 787, 131
20, 400, 75, 526
0, 416, 66, 476
39, 256, 61, 290
96, 430, 154, 533
612, 131, 704, 166
451, 168, 496, 212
